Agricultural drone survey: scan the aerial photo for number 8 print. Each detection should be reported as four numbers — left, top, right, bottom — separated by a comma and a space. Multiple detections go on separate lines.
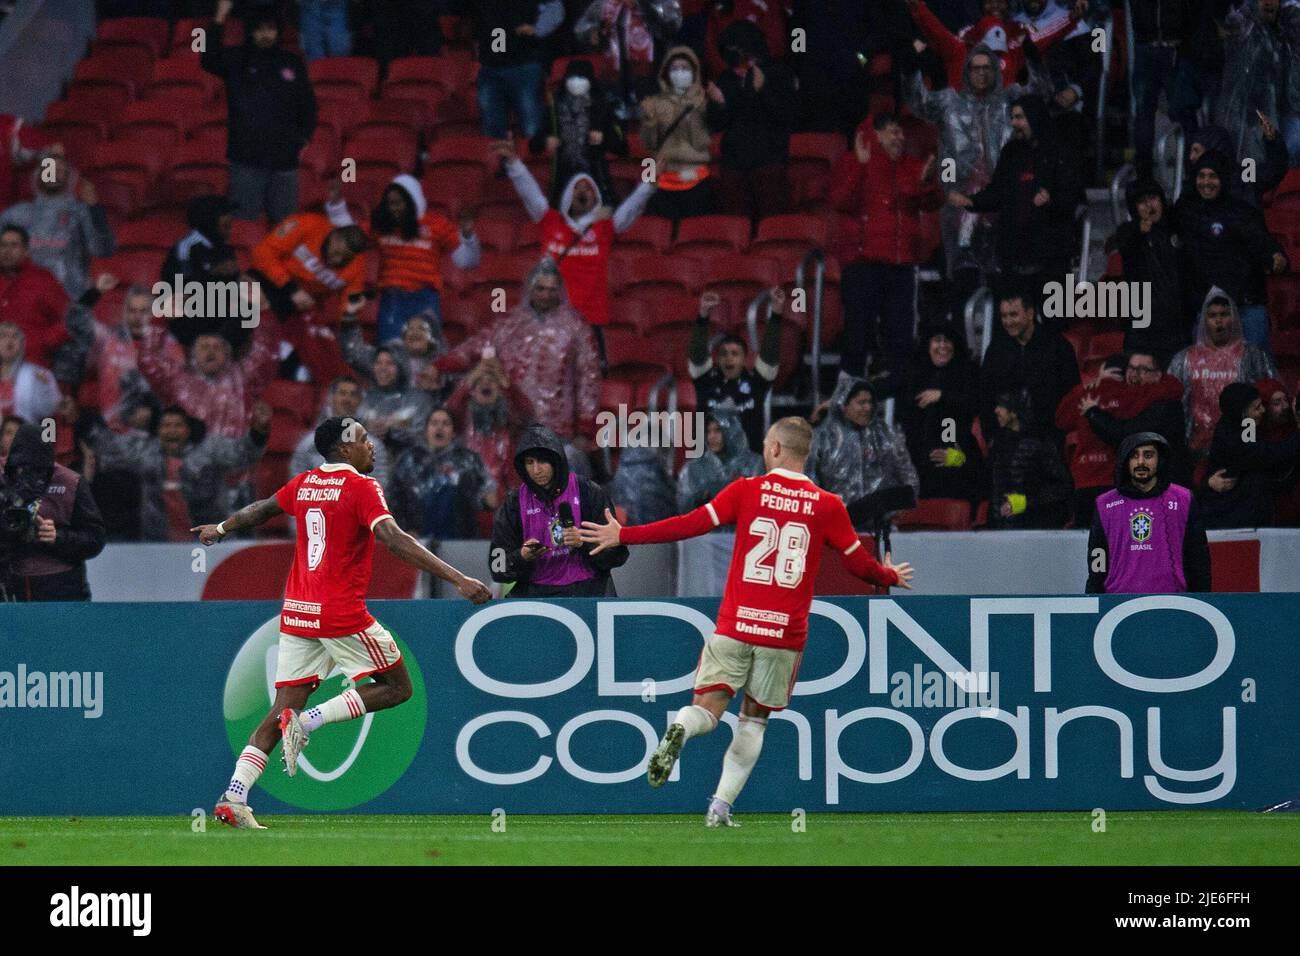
306, 507, 326, 570
742, 517, 810, 588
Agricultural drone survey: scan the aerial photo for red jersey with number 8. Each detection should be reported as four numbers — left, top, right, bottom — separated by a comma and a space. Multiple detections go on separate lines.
619, 468, 898, 649
273, 463, 393, 637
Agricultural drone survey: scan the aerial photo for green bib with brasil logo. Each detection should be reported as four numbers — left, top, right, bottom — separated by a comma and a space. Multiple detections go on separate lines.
222, 617, 426, 811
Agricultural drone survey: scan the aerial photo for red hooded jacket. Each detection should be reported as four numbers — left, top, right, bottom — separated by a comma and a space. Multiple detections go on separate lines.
0, 258, 70, 367
1055, 373, 1186, 490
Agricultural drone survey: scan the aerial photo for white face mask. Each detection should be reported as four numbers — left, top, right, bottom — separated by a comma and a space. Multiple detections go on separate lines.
565, 76, 592, 98
668, 67, 694, 92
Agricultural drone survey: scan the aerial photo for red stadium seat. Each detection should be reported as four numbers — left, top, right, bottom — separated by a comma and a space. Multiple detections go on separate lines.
603, 328, 672, 386
317, 99, 371, 144
146, 56, 219, 105
338, 170, 393, 210
114, 216, 187, 253
787, 132, 847, 201
422, 165, 488, 214
600, 379, 635, 414
63, 82, 133, 124
617, 215, 672, 254
614, 255, 702, 295
343, 129, 419, 176
39, 118, 105, 171
619, 292, 698, 333
78, 47, 155, 92
895, 498, 973, 531
87, 140, 166, 183
95, 16, 170, 59
473, 219, 516, 253
114, 100, 190, 153
467, 252, 539, 295
749, 214, 831, 258
673, 215, 753, 255
426, 135, 495, 170
366, 97, 435, 138
384, 56, 477, 94
93, 250, 166, 286
309, 57, 380, 100
546, 54, 607, 87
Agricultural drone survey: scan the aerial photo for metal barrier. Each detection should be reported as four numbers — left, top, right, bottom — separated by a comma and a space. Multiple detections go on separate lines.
1111, 161, 1136, 226
645, 370, 679, 470
795, 249, 827, 408
1157, 125, 1186, 200
1096, 12, 1117, 185
1124, 0, 1136, 163
963, 286, 995, 361
745, 287, 776, 435
1076, 205, 1093, 285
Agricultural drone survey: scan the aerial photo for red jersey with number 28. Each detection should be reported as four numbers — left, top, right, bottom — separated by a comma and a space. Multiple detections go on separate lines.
273, 462, 393, 637
619, 468, 898, 650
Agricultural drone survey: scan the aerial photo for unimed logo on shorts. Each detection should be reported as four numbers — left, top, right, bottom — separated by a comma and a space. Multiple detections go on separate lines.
222, 617, 426, 810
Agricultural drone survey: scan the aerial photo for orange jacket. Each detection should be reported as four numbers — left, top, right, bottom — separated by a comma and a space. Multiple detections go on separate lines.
251, 212, 366, 303
370, 213, 460, 293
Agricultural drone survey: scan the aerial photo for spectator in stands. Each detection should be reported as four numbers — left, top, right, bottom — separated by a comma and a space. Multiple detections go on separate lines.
1056, 354, 1127, 521
472, 0, 560, 140
575, 0, 680, 118
201, 0, 318, 225
807, 376, 920, 532
0, 414, 22, 456
389, 407, 496, 540
705, 19, 799, 222
899, 322, 983, 502
342, 311, 439, 389
1106, 178, 1190, 365
299, 0, 352, 61
332, 176, 479, 346
354, 346, 433, 453
676, 408, 763, 516
948, 94, 1084, 297
159, 195, 247, 349
830, 112, 940, 393
137, 305, 280, 438
534, 59, 629, 207
371, 0, 445, 66
437, 261, 601, 456
490, 421, 628, 596
1174, 150, 1287, 349
1198, 380, 1300, 527
1086, 431, 1212, 593
703, 0, 787, 78
0, 323, 58, 424
978, 288, 1080, 445
81, 283, 182, 433
1169, 287, 1278, 455
0, 422, 105, 601
689, 287, 783, 452
640, 47, 715, 221
0, 113, 46, 210
0, 146, 113, 301
290, 376, 392, 487
986, 388, 1072, 528
905, 43, 1050, 308
250, 214, 366, 382
906, 0, 1087, 91
1258, 377, 1300, 523
1075, 349, 1192, 489
84, 401, 270, 542
445, 354, 534, 497
0, 224, 70, 372
787, 0, 876, 137
1129, 1, 1198, 178
1216, 0, 1300, 168
1184, 120, 1288, 209
607, 446, 677, 525
1017, 1, 1104, 159
493, 137, 655, 339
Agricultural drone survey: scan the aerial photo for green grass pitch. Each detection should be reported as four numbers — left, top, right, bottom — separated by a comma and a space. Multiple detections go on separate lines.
1, 812, 1297, 865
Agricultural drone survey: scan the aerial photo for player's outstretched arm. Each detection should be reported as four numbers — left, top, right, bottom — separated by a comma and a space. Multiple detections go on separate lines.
374, 516, 491, 604
883, 551, 914, 590
581, 481, 744, 551
193, 496, 284, 545
579, 508, 623, 555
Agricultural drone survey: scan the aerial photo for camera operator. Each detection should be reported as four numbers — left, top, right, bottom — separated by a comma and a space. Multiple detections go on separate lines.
1, 422, 105, 601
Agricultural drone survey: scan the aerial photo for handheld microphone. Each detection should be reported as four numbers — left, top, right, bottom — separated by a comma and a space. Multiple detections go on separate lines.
559, 502, 575, 528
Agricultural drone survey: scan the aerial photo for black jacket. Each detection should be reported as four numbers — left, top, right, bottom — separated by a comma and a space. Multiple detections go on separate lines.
1083, 390, 1192, 488
489, 424, 629, 597
707, 21, 800, 172
1174, 153, 1284, 309
1109, 179, 1191, 358
1184, 123, 1289, 208
978, 323, 1080, 442
201, 20, 317, 170
1131, 0, 1196, 45
986, 425, 1072, 530
471, 0, 544, 67
898, 336, 983, 500
1197, 420, 1300, 528
1086, 431, 1212, 592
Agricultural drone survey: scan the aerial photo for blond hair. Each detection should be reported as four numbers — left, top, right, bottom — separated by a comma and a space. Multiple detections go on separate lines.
770, 416, 812, 460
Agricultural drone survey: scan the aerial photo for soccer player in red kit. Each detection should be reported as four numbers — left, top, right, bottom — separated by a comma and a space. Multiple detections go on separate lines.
580, 417, 913, 827
193, 416, 491, 829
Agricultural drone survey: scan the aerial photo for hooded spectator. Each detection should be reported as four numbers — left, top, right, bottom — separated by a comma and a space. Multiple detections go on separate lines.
389, 406, 496, 540
289, 377, 392, 489
1168, 287, 1277, 453
534, 58, 629, 208
496, 137, 655, 334
329, 173, 481, 346
986, 388, 1072, 528
704, 0, 788, 78
1215, 0, 1300, 169
830, 112, 941, 389
201, 3, 317, 224
437, 260, 602, 446
0, 322, 58, 424
1174, 149, 1287, 348
355, 345, 434, 453
948, 92, 1084, 293
0, 223, 71, 370
1257, 377, 1300, 523
1086, 431, 1212, 592
0, 147, 114, 300
83, 401, 270, 542
906, 42, 1052, 296
608, 445, 678, 525
161, 194, 239, 290
342, 312, 439, 387
706, 18, 800, 222
807, 376, 920, 531
1183, 121, 1287, 209
445, 355, 535, 497
1198, 380, 1300, 527
83, 284, 183, 433
1106, 178, 1190, 364
489, 422, 629, 597
899, 322, 983, 501
676, 408, 763, 516
640, 46, 715, 221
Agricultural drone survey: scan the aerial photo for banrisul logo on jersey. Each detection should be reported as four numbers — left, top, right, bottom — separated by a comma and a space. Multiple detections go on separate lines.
222, 617, 426, 810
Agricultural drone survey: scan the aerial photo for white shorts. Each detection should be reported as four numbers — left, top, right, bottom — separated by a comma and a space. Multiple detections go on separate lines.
274, 621, 403, 689
694, 633, 803, 711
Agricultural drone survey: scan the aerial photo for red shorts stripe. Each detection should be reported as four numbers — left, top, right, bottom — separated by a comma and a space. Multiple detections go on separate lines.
274, 675, 322, 689
351, 658, 401, 684
360, 631, 387, 670
694, 682, 736, 698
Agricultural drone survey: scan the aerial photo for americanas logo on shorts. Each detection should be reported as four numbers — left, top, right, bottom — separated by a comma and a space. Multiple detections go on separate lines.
222, 617, 426, 811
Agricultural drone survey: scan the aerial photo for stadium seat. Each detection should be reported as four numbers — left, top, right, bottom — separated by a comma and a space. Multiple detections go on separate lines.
78, 47, 155, 93
421, 160, 488, 208
366, 97, 436, 138
92, 250, 166, 286
616, 215, 672, 254
691, 254, 785, 329
146, 57, 219, 106
473, 219, 516, 253
114, 100, 190, 153
384, 56, 477, 95
673, 215, 753, 255
467, 198, 529, 225
546, 54, 607, 88
95, 16, 170, 59
338, 170, 393, 210
748, 214, 831, 260
268, 412, 308, 455
63, 82, 133, 124
619, 292, 698, 333
600, 379, 635, 414
87, 140, 166, 184
317, 99, 371, 144
343, 131, 418, 177
895, 498, 973, 531
309, 57, 380, 101
787, 132, 847, 209
39, 117, 105, 171
1083, 330, 1125, 378
603, 328, 672, 387
229, 220, 268, 255
514, 219, 541, 252
114, 216, 187, 254
426, 135, 495, 170
468, 252, 538, 296
613, 255, 702, 295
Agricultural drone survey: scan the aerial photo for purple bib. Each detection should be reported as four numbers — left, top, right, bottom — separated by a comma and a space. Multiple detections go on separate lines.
519, 472, 594, 587
1096, 484, 1192, 593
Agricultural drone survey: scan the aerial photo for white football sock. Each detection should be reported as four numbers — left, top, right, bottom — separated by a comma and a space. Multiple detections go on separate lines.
674, 704, 718, 741
224, 746, 268, 804
714, 715, 767, 806
300, 688, 365, 733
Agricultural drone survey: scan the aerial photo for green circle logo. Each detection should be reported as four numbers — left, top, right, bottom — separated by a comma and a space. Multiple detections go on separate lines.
223, 617, 426, 811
